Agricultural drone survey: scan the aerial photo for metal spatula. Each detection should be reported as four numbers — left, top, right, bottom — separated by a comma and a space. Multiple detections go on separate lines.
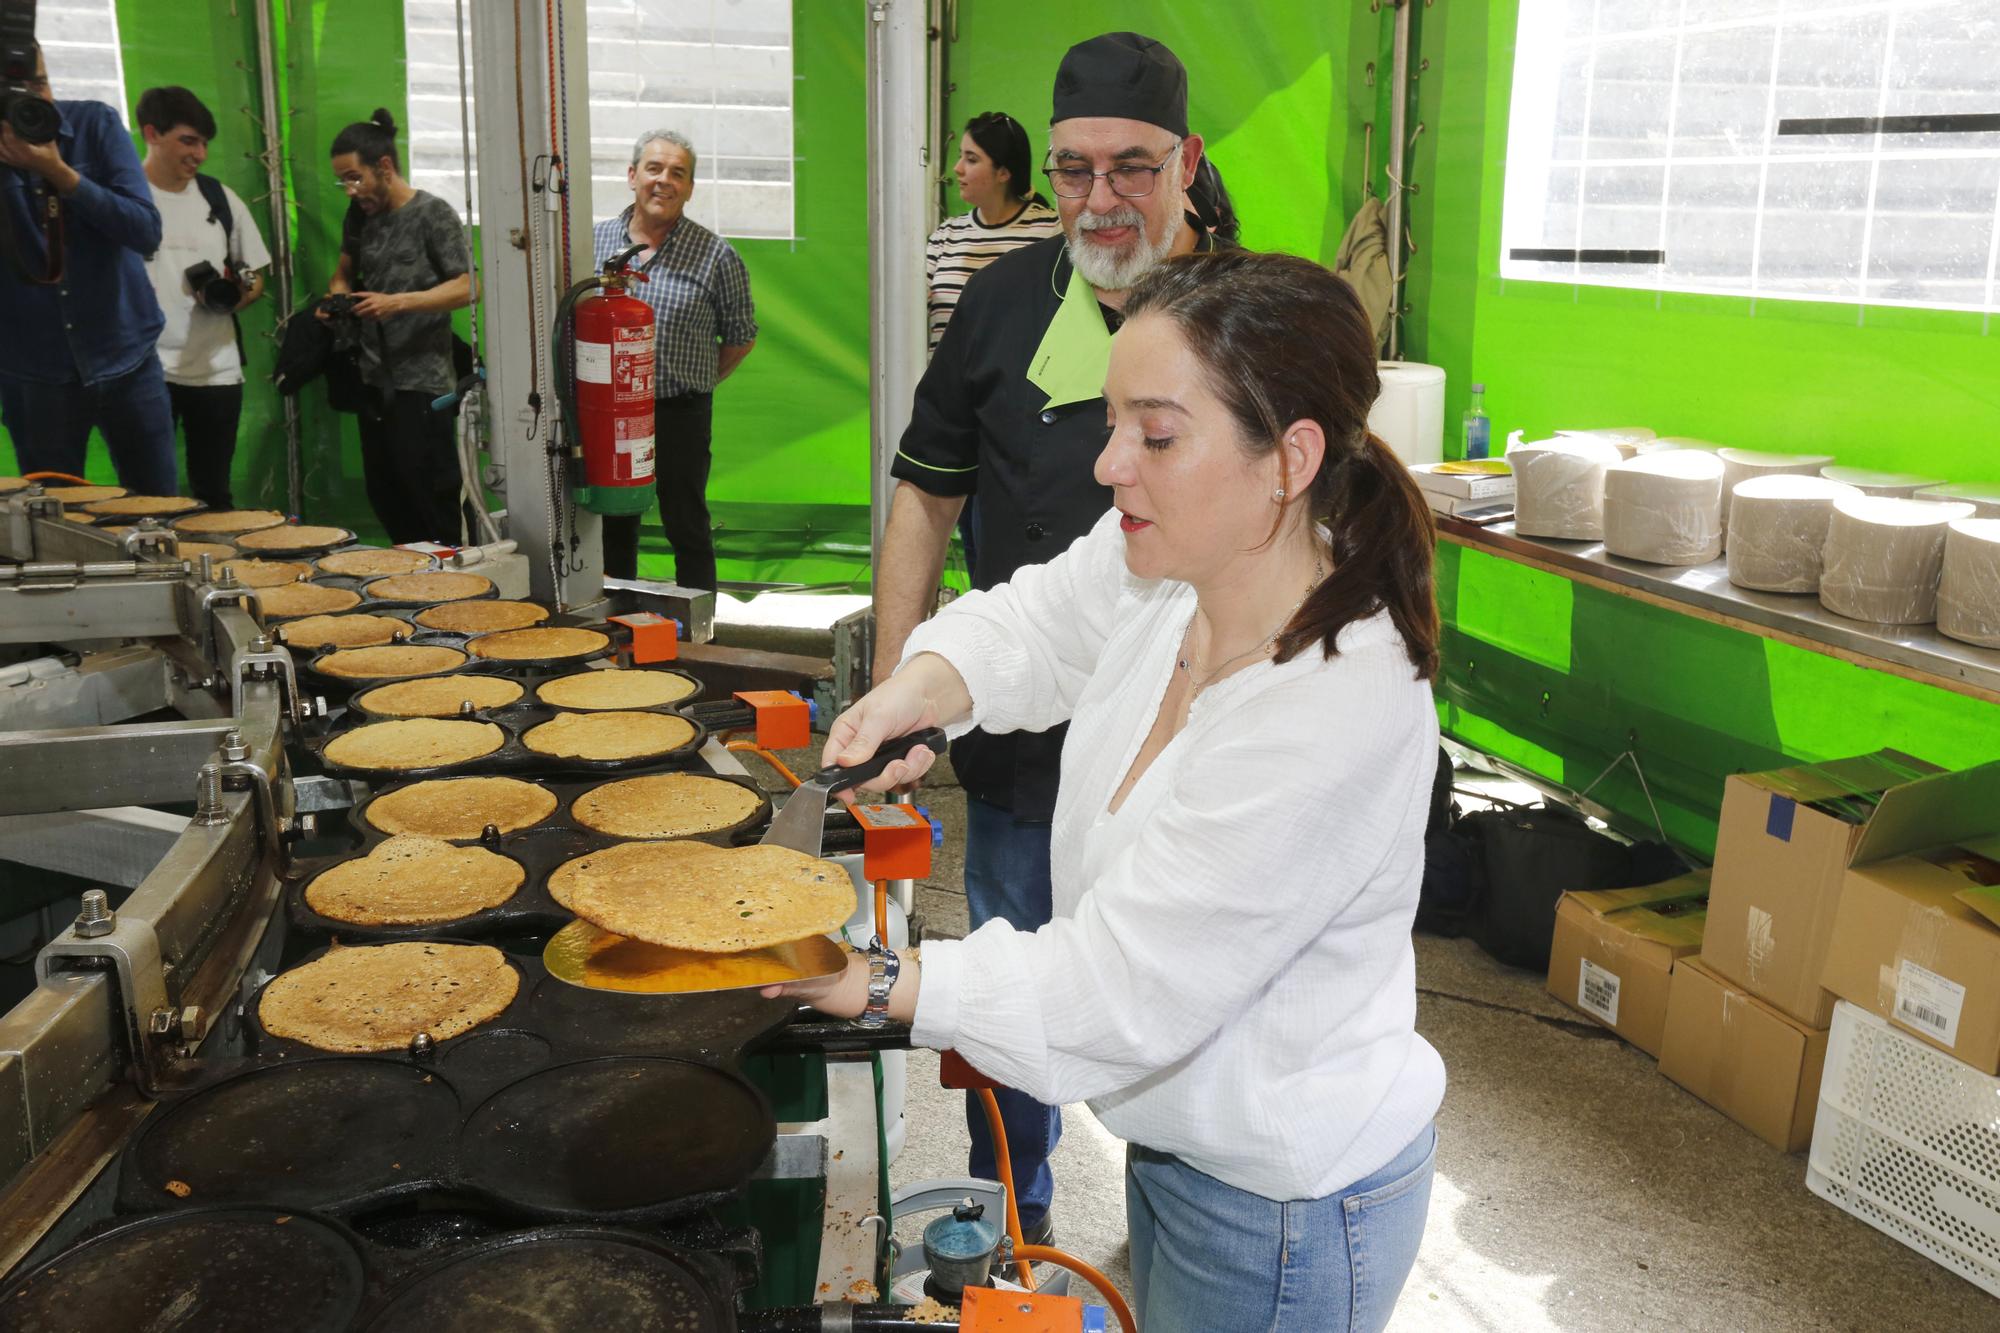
760, 727, 948, 857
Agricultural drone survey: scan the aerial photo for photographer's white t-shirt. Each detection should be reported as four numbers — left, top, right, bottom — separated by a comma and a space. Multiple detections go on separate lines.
145, 178, 271, 387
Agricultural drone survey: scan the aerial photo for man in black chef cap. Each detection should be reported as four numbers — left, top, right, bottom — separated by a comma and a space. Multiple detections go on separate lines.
871, 32, 1223, 1248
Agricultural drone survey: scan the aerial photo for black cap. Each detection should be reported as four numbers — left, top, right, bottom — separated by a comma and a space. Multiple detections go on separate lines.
1051, 32, 1188, 138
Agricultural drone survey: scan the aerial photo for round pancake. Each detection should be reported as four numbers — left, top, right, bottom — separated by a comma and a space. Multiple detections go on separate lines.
0, 476, 29, 494
522, 710, 695, 761
254, 583, 363, 618
323, 719, 506, 771
42, 484, 127, 503
366, 571, 494, 603
173, 540, 237, 562
414, 599, 550, 633
467, 626, 609, 662
356, 675, 525, 717
62, 512, 95, 523
174, 508, 287, 534
317, 547, 434, 578
277, 613, 408, 649
537, 668, 697, 711
83, 494, 202, 517
550, 841, 853, 953
304, 835, 524, 926
316, 645, 468, 680
235, 523, 354, 553
571, 773, 762, 838
219, 557, 312, 588
364, 776, 558, 838
257, 941, 519, 1052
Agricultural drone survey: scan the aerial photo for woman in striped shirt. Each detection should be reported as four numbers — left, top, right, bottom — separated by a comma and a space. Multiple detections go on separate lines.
926, 112, 1059, 356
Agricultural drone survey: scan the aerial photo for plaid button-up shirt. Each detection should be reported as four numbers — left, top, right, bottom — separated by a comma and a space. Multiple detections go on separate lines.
592, 207, 758, 397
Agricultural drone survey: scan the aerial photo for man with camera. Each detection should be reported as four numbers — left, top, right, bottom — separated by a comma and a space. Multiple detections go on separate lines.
139, 86, 269, 511
0, 40, 175, 494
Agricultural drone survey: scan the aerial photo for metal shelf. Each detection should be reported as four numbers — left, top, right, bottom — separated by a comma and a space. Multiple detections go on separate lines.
1436, 518, 2000, 707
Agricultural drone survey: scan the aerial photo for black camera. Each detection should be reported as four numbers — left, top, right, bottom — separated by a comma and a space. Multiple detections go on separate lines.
0, 0, 57, 146
184, 260, 241, 314
319, 291, 359, 320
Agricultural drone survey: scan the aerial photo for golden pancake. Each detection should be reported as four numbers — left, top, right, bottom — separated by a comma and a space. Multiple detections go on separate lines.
257, 941, 519, 1052
536, 668, 697, 711
467, 626, 610, 661
545, 920, 846, 994
316, 645, 468, 679
0, 476, 29, 494
317, 547, 435, 577
254, 583, 363, 618
234, 523, 354, 552
522, 710, 695, 762
174, 508, 287, 534
43, 484, 127, 503
356, 674, 525, 717
219, 557, 313, 588
366, 571, 495, 603
550, 841, 853, 953
276, 613, 408, 649
304, 835, 524, 926
323, 718, 506, 771
83, 494, 202, 517
571, 773, 762, 839
413, 600, 550, 633
173, 540, 238, 562
364, 776, 558, 838
62, 512, 95, 523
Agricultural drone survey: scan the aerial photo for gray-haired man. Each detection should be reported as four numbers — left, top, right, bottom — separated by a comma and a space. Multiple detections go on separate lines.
592, 129, 757, 589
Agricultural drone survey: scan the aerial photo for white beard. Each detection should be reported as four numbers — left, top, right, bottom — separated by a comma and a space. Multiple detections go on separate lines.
1066, 185, 1183, 292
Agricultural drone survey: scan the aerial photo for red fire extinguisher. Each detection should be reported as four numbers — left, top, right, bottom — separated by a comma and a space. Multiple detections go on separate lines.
557, 246, 657, 516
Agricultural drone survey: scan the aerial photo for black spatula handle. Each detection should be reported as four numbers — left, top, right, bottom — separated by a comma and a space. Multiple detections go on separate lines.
810, 726, 949, 795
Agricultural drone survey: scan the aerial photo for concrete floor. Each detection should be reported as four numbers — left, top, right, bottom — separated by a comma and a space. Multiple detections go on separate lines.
755, 747, 1996, 1330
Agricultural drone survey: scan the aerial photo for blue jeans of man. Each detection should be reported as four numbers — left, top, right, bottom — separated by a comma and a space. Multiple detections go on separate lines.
961, 795, 1061, 1234
1126, 1123, 1437, 1332
0, 357, 176, 496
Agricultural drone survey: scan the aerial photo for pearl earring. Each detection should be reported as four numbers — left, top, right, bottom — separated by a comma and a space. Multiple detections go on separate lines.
1273, 487, 1286, 503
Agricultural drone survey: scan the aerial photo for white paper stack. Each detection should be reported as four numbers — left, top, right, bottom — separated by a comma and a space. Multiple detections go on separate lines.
1716, 448, 1837, 541
1938, 518, 2000, 648
1602, 451, 1726, 565
1409, 461, 1514, 518
1725, 475, 1863, 593
1510, 436, 1625, 539
1819, 466, 1948, 498
1558, 426, 1657, 460
1915, 482, 2000, 519
1819, 497, 1978, 624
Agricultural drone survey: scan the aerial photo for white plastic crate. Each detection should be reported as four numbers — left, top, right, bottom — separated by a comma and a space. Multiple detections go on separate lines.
1806, 1001, 2000, 1298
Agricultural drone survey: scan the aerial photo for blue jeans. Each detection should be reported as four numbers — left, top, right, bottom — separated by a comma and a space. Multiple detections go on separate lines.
961, 795, 1061, 1233
0, 358, 176, 496
1126, 1123, 1437, 1333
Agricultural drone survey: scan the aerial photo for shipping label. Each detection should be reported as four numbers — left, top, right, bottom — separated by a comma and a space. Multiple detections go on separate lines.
1893, 960, 1966, 1047
1577, 958, 1621, 1026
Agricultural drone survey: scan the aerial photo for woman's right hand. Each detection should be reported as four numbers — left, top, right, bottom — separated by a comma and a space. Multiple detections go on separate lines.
820, 654, 962, 798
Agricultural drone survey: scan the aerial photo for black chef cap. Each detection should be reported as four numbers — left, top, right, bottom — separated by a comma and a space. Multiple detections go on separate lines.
1051, 32, 1189, 138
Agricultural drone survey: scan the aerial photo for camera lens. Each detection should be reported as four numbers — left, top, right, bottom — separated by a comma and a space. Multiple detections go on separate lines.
2, 94, 58, 146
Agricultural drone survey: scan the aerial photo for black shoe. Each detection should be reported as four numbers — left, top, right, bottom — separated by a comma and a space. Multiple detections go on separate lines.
1020, 1213, 1054, 1250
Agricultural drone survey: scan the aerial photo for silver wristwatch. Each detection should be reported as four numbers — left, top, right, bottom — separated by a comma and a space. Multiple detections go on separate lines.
859, 940, 901, 1029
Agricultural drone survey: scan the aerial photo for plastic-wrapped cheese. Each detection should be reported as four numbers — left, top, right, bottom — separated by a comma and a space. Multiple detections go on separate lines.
1510, 436, 1626, 540
1819, 497, 1977, 624
1558, 426, 1656, 460
1638, 436, 1721, 455
1938, 518, 2000, 648
1915, 482, 2000, 519
1715, 448, 1837, 540
1819, 466, 1948, 498
1602, 451, 1725, 565
1724, 475, 1862, 593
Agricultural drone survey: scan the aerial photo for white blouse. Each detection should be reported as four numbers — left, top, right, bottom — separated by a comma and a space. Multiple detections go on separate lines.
905, 509, 1446, 1201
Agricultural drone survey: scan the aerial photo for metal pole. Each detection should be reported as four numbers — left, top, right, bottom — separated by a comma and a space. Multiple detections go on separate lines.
1385, 0, 1412, 361
251, 0, 302, 516
865, 0, 930, 564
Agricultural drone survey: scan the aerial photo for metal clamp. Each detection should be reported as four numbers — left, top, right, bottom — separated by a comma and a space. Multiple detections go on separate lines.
233, 634, 305, 730
209, 733, 293, 870
195, 584, 252, 677
37, 894, 179, 1096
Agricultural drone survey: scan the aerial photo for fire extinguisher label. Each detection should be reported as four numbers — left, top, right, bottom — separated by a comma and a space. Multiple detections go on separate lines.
575, 339, 613, 385
613, 324, 654, 404
616, 414, 657, 483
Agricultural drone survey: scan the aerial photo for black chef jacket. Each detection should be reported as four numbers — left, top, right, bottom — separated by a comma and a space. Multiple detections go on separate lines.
890, 235, 1118, 821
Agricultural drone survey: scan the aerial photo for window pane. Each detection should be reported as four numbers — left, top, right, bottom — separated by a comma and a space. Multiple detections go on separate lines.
1758, 160, 1869, 301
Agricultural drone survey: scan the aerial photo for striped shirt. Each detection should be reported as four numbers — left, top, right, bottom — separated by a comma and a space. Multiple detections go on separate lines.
592, 207, 758, 396
925, 199, 1060, 355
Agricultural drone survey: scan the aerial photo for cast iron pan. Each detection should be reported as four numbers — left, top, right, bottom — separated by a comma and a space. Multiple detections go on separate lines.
305, 703, 710, 781
342, 664, 704, 723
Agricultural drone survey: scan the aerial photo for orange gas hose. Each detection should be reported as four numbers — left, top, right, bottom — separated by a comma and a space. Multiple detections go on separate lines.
974, 1086, 1035, 1291
1015, 1247, 1139, 1333
725, 739, 803, 790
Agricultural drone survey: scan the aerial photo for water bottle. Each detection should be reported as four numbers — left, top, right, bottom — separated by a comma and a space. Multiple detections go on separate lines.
1462, 383, 1491, 460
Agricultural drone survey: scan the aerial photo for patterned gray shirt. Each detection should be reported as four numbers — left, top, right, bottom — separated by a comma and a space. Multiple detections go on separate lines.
592, 208, 757, 397
346, 190, 470, 396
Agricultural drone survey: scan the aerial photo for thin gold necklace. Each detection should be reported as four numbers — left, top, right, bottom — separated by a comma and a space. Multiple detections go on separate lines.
1177, 558, 1326, 699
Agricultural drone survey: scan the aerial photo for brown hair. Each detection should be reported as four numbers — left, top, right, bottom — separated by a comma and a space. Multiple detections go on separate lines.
1121, 250, 1440, 680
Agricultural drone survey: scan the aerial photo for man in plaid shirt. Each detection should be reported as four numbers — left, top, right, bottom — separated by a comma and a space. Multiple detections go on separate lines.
592, 129, 757, 590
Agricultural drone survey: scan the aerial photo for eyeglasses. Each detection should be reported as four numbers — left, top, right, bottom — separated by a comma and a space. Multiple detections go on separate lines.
1042, 141, 1182, 199
333, 175, 367, 193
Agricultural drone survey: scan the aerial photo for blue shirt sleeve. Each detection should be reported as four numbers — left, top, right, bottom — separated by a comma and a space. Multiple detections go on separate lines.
60, 103, 161, 257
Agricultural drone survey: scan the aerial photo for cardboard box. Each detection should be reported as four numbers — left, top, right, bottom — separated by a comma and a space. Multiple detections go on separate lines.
1547, 870, 1709, 1056
1659, 957, 1829, 1152
1702, 750, 1942, 1027
1823, 824, 2000, 1075
1409, 461, 1515, 501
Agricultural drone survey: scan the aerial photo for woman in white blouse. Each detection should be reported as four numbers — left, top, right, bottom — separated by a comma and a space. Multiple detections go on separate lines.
775, 250, 1445, 1331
